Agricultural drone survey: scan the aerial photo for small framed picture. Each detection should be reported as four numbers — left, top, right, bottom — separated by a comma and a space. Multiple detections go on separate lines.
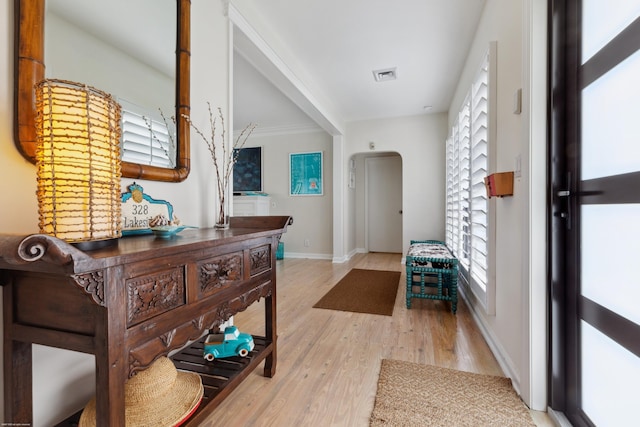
289, 151, 323, 196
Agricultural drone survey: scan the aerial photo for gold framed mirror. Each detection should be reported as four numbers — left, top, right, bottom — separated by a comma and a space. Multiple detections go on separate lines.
14, 0, 191, 182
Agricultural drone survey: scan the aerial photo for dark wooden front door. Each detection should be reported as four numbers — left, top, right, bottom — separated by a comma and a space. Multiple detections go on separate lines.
549, 2, 640, 426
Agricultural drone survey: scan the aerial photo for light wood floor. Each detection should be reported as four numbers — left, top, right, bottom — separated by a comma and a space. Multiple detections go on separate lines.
200, 252, 553, 426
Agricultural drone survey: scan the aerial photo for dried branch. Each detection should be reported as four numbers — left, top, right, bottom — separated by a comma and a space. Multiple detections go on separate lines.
142, 110, 176, 168
182, 103, 256, 226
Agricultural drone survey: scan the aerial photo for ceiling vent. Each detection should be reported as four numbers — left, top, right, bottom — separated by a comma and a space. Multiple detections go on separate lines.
372, 67, 397, 82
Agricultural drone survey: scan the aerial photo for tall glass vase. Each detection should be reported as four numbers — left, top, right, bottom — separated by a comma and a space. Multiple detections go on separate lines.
214, 195, 230, 229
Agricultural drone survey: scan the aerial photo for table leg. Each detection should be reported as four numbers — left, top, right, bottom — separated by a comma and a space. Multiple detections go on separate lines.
93, 350, 127, 427
450, 270, 458, 314
263, 291, 276, 378
94, 265, 127, 427
4, 340, 32, 424
405, 267, 413, 308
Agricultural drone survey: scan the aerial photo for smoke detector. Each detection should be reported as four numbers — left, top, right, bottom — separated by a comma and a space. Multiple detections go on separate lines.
372, 67, 397, 82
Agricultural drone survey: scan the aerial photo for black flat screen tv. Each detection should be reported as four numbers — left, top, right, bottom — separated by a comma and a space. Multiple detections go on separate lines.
233, 147, 262, 192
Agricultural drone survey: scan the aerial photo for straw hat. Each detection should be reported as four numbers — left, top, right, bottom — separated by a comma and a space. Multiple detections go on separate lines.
79, 357, 204, 427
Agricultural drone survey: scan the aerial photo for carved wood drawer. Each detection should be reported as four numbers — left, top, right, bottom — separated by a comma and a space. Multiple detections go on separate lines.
198, 251, 244, 299
126, 266, 186, 327
250, 245, 271, 276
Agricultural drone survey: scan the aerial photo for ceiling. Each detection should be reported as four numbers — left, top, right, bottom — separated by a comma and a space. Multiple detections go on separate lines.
231, 0, 487, 134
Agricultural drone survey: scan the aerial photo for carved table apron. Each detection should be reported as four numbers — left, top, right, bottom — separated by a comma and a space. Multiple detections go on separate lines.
0, 216, 292, 427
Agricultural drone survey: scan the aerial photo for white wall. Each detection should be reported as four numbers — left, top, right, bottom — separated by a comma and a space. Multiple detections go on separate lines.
448, 0, 524, 390
345, 113, 448, 257
0, 0, 231, 424
447, 0, 548, 410
241, 130, 333, 258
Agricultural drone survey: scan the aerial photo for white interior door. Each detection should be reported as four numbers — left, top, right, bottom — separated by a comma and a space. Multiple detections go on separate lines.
366, 155, 402, 253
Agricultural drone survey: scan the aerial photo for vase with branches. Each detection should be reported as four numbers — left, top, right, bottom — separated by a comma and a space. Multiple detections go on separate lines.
183, 103, 256, 228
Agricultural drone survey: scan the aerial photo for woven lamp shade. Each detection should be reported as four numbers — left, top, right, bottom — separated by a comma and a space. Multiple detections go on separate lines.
35, 79, 122, 245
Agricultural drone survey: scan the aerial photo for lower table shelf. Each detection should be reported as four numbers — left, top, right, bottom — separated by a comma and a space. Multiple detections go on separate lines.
55, 335, 273, 427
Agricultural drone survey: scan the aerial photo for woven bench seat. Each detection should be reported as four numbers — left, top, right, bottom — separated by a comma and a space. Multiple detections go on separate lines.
405, 240, 458, 313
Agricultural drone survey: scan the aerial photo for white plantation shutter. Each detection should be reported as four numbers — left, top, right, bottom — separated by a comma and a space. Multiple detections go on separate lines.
458, 98, 471, 269
450, 123, 461, 254
120, 100, 174, 168
445, 43, 495, 312
445, 136, 455, 248
469, 52, 489, 288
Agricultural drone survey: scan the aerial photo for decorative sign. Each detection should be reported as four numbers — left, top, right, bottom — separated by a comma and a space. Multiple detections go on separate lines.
121, 182, 175, 235
289, 151, 323, 196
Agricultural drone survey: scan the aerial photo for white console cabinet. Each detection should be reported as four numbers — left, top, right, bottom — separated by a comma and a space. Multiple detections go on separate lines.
233, 196, 271, 216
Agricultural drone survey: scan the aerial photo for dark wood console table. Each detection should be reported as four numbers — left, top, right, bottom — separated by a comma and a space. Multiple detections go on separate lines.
0, 216, 292, 426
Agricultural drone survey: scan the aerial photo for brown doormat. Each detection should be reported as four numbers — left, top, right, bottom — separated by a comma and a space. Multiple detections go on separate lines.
313, 268, 400, 316
370, 359, 536, 426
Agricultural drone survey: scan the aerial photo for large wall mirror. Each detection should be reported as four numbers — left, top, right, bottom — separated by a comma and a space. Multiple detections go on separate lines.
15, 0, 191, 182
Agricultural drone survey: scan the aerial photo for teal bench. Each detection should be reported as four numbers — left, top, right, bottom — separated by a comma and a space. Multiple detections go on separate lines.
405, 240, 459, 313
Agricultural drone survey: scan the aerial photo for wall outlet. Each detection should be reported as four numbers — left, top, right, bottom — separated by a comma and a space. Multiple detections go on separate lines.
304, 239, 310, 247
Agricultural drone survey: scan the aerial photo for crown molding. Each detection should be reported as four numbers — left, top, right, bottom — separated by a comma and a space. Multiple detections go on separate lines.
234, 123, 323, 138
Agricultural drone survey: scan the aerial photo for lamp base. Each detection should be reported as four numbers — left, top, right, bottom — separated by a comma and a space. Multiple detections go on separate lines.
72, 238, 119, 252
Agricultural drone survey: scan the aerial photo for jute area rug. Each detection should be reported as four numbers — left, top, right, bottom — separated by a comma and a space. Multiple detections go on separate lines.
313, 268, 401, 316
370, 359, 536, 427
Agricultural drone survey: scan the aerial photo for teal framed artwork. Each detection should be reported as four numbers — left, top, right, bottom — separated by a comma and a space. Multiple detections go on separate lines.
289, 151, 323, 196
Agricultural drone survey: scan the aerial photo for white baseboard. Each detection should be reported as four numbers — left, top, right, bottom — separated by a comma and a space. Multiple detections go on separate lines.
333, 248, 359, 263
346, 248, 359, 260
282, 252, 333, 260
458, 285, 522, 393
332, 255, 348, 263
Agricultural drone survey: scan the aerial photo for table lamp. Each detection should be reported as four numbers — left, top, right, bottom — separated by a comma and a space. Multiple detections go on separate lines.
35, 79, 122, 250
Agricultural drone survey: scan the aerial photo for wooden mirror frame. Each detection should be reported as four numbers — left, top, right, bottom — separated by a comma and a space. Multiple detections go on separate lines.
14, 0, 191, 182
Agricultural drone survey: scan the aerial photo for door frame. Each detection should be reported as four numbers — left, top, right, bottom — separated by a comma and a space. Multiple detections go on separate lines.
548, 0, 577, 415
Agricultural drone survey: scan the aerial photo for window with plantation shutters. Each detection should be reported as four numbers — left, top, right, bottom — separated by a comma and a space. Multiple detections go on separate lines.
120, 99, 175, 168
445, 43, 495, 313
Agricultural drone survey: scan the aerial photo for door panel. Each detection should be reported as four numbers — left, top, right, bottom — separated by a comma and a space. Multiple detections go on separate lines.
581, 1, 640, 62
578, 18, 640, 427
581, 204, 640, 324
581, 321, 639, 426
582, 49, 640, 180
366, 156, 402, 253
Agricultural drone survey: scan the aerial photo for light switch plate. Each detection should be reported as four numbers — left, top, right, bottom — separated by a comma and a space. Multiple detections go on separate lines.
513, 88, 522, 114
